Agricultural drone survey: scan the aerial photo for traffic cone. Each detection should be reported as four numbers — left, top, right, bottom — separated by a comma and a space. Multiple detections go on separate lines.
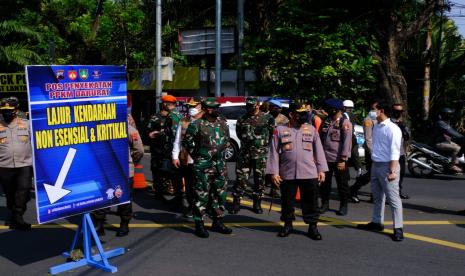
296, 187, 301, 201
133, 164, 147, 189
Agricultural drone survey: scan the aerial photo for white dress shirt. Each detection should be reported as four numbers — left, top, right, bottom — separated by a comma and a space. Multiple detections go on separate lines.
371, 118, 402, 162
172, 120, 194, 164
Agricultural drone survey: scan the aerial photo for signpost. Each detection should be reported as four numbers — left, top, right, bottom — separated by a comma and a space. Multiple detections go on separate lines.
26, 65, 129, 274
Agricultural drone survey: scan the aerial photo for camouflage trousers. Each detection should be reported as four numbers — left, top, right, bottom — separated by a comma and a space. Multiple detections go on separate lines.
192, 159, 228, 221
151, 157, 182, 196
234, 153, 267, 199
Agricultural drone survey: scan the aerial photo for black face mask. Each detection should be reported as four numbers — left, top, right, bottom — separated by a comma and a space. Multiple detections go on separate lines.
392, 110, 403, 119
1, 111, 15, 123
208, 110, 219, 118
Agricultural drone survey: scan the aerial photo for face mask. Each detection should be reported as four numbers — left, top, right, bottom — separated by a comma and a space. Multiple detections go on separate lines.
1, 111, 15, 123
368, 110, 377, 120
392, 110, 403, 119
207, 109, 218, 118
189, 108, 200, 117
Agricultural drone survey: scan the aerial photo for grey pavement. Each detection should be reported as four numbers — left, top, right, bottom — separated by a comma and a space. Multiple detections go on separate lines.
0, 153, 464, 275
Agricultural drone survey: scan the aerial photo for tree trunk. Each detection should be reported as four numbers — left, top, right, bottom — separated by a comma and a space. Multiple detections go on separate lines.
376, 35, 408, 112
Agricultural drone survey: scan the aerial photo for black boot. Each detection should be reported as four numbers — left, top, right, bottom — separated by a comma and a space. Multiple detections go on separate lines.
253, 196, 263, 214
307, 223, 322, 240
116, 220, 130, 237
319, 201, 329, 214
211, 218, 232, 234
278, 221, 293, 237
94, 219, 105, 236
336, 201, 348, 216
194, 220, 209, 238
229, 197, 241, 214
9, 214, 31, 231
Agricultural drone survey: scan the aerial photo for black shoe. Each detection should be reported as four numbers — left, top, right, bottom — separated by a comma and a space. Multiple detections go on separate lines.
116, 221, 130, 237
229, 197, 241, 214
400, 194, 410, 199
357, 222, 384, 231
183, 207, 193, 218
368, 196, 374, 203
393, 228, 404, 241
211, 218, 232, 234
194, 220, 209, 238
457, 210, 465, 216
319, 201, 329, 214
349, 195, 360, 203
307, 223, 322, 240
336, 202, 348, 216
95, 220, 106, 236
253, 196, 263, 214
9, 220, 31, 231
277, 222, 293, 237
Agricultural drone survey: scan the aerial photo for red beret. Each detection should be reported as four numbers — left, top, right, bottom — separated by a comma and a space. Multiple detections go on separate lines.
161, 95, 177, 103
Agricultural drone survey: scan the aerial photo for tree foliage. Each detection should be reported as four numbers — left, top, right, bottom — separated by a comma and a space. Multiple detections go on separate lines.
244, 1, 378, 104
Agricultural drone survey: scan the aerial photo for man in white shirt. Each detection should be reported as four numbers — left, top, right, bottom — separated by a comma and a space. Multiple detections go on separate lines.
357, 101, 404, 242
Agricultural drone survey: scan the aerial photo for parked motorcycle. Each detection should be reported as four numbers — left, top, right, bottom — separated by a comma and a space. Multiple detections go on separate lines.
407, 140, 465, 177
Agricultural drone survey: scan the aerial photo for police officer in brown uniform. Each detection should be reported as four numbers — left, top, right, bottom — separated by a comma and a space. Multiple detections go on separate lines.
320, 98, 352, 216
0, 99, 33, 230
267, 103, 328, 240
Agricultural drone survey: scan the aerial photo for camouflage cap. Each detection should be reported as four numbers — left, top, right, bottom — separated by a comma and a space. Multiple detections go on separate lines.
202, 97, 220, 108
289, 103, 308, 113
246, 97, 258, 106
187, 96, 202, 107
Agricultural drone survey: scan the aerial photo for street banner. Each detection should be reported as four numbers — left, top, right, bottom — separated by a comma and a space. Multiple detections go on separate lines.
26, 65, 129, 224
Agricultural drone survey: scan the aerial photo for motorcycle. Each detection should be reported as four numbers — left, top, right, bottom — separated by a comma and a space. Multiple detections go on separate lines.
407, 140, 465, 177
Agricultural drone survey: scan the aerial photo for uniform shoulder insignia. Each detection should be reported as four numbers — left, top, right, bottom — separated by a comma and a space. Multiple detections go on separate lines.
364, 120, 372, 127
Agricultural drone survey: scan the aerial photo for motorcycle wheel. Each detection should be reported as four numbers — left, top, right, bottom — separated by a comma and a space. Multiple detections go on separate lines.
407, 153, 435, 178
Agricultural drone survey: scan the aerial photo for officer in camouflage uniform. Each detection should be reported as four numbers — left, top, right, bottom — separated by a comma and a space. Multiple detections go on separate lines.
146, 97, 170, 198
161, 95, 183, 200
231, 97, 274, 214
183, 97, 232, 238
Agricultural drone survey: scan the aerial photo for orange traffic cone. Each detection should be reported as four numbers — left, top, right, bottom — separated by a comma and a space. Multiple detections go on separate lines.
296, 187, 301, 201
133, 164, 147, 189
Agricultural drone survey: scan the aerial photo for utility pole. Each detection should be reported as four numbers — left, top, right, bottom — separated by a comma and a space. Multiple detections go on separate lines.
215, 0, 222, 97
435, 0, 445, 100
237, 0, 245, 96
422, 19, 432, 120
155, 0, 162, 113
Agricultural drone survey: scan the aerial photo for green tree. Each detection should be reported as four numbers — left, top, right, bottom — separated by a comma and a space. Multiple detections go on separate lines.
0, 20, 43, 71
244, 1, 378, 103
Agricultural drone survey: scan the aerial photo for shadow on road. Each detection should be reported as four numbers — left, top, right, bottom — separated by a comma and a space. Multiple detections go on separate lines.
0, 227, 77, 266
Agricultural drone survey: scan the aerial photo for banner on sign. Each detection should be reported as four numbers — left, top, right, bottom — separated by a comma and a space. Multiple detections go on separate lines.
26, 65, 129, 224
0, 73, 27, 92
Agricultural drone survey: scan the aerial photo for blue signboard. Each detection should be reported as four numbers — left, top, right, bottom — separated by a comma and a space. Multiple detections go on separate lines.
26, 65, 129, 224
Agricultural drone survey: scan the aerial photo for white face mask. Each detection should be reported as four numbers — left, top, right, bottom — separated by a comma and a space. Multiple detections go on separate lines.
189, 108, 200, 117
368, 110, 377, 120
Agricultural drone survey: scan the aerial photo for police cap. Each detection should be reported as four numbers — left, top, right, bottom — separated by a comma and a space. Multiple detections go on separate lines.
187, 96, 202, 107
289, 103, 308, 113
324, 98, 344, 110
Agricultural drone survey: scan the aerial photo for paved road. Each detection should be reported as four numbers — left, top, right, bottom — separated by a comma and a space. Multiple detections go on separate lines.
0, 153, 464, 275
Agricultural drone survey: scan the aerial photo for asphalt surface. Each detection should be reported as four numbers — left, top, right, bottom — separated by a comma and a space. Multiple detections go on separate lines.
0, 153, 464, 275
